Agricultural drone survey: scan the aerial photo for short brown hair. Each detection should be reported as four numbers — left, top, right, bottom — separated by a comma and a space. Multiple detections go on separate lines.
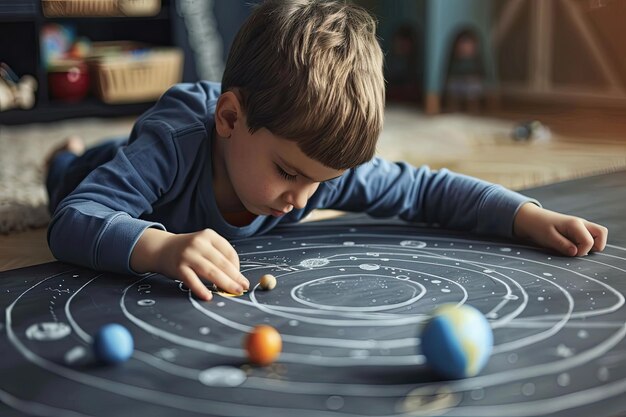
222, 0, 384, 170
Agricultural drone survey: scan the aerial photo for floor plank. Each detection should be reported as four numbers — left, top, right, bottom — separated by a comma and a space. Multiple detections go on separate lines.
0, 228, 53, 272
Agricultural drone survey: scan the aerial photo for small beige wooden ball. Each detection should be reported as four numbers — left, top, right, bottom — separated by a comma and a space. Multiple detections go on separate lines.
259, 274, 277, 291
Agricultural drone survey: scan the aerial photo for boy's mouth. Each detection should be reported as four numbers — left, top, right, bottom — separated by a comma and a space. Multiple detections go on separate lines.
270, 208, 287, 217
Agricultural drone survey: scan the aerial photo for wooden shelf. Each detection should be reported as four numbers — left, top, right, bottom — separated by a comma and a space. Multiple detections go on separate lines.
0, 98, 153, 125
0, 0, 175, 125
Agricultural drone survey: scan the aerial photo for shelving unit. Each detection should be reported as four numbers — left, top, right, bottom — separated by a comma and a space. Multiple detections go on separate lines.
0, 0, 178, 125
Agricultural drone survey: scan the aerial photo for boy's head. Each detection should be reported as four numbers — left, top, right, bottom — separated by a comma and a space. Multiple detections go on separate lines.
221, 0, 385, 170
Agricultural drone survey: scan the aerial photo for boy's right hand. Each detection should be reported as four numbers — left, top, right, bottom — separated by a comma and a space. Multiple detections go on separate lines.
130, 228, 249, 301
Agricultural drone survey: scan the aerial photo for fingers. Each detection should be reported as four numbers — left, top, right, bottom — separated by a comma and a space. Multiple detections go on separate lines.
547, 227, 578, 257
186, 253, 243, 295
207, 231, 249, 289
210, 231, 241, 269
180, 265, 213, 301
170, 229, 250, 299
557, 218, 595, 256
584, 220, 608, 252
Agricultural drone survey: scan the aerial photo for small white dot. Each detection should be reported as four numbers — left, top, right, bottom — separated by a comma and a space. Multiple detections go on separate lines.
326, 396, 344, 410
470, 388, 485, 400
598, 367, 610, 381
557, 373, 570, 387
521, 383, 535, 396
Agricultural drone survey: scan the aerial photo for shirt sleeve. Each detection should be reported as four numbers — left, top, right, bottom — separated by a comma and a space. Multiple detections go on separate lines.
321, 157, 540, 237
47, 83, 218, 275
47, 119, 178, 275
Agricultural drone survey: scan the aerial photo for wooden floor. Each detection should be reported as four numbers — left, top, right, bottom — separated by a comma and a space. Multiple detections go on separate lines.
0, 228, 53, 271
2, 102, 625, 273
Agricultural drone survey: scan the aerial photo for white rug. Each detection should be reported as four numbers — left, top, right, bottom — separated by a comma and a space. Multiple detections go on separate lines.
0, 117, 134, 233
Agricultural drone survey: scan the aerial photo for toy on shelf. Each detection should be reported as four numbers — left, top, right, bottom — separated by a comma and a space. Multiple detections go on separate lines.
0, 63, 38, 112
40, 23, 93, 102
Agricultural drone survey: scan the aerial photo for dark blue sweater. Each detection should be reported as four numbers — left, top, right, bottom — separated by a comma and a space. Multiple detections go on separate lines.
48, 82, 535, 275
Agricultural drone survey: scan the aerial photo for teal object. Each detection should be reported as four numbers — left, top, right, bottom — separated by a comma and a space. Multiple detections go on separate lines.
358, 0, 495, 109
420, 304, 493, 379
424, 0, 495, 95
93, 324, 134, 365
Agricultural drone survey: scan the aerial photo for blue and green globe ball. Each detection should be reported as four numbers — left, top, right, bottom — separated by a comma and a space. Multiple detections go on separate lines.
420, 304, 493, 379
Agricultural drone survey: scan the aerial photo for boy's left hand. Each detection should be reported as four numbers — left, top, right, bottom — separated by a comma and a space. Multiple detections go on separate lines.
513, 203, 608, 256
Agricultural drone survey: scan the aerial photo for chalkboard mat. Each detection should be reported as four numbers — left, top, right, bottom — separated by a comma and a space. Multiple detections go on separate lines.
1, 171, 625, 417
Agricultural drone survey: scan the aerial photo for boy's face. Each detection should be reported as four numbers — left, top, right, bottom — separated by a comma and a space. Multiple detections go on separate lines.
223, 124, 346, 217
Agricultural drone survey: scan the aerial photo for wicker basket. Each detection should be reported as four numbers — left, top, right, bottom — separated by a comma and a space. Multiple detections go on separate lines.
41, 0, 160, 17
89, 47, 183, 104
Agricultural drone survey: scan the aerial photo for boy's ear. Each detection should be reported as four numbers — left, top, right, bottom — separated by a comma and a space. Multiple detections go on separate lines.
215, 91, 241, 139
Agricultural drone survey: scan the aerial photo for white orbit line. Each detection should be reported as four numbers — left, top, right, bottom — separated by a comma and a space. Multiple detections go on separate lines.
234, 236, 626, 415
263, 232, 626, 263
606, 243, 626, 251
499, 320, 625, 329
120, 277, 247, 357
67, 271, 626, 407
384, 249, 576, 348
64, 275, 426, 398
8, 273, 390, 417
64, 278, 204, 380
190, 281, 421, 349
131, 350, 201, 380
236, 238, 626, 383
226, 291, 412, 320
242, 243, 527, 326
289, 273, 426, 312
200, 249, 567, 359
469, 263, 573, 354
211, 262, 468, 327
4, 275, 285, 416
63, 274, 203, 381
189, 297, 416, 356
7, 239, 626, 415
126, 277, 427, 366
447, 376, 626, 416
64, 275, 102, 343
579, 255, 626, 273
189, 238, 626, 410
441, 326, 626, 416
244, 255, 515, 327
236, 240, 625, 353
409, 246, 626, 319
245, 264, 468, 326
327, 248, 619, 354
234, 260, 463, 319
242, 244, 531, 322
329, 248, 529, 325
320, 252, 573, 354
379, 249, 575, 351
233, 247, 576, 355
250, 232, 538, 250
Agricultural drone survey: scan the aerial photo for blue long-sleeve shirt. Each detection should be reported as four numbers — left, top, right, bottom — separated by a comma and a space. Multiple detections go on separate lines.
47, 81, 536, 275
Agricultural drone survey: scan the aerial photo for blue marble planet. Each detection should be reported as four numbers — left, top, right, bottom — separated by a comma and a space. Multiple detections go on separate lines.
93, 324, 134, 365
420, 304, 493, 379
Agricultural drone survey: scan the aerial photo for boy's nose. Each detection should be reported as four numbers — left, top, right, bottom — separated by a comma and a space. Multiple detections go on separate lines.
285, 189, 308, 210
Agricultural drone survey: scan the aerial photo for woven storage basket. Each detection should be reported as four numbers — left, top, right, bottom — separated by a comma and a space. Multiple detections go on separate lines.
90, 48, 183, 104
41, 0, 160, 17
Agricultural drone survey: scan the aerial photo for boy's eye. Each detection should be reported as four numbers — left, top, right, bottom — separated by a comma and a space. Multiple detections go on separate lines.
275, 164, 297, 182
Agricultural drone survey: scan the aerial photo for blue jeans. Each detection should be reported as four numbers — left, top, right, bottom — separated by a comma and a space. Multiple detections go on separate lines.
46, 137, 127, 214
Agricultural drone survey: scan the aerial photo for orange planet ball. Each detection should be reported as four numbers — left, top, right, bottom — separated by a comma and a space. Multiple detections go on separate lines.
245, 325, 282, 365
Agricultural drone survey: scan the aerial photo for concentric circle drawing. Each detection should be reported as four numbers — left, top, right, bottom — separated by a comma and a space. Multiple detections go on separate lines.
2, 222, 626, 417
